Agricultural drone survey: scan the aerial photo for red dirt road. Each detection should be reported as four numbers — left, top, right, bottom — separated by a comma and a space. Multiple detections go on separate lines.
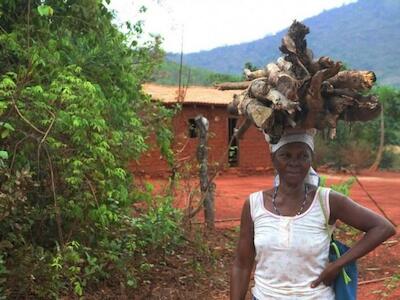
211, 172, 400, 226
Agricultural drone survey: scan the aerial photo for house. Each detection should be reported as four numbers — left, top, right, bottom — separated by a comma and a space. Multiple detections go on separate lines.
130, 84, 273, 177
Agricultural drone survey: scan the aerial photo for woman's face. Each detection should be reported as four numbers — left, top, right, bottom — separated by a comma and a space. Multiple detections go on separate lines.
272, 142, 313, 185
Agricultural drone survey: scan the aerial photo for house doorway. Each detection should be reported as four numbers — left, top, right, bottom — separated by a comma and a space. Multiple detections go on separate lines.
228, 118, 239, 167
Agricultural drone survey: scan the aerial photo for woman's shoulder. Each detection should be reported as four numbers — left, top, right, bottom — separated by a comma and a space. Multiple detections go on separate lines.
261, 187, 274, 197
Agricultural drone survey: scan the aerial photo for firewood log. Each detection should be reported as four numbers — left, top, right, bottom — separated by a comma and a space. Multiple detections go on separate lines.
279, 21, 313, 79
265, 63, 281, 83
325, 95, 353, 115
327, 70, 376, 92
280, 20, 309, 56
281, 35, 297, 54
309, 56, 336, 74
302, 63, 341, 128
265, 89, 300, 113
275, 74, 300, 101
341, 96, 381, 122
247, 77, 300, 108
248, 78, 271, 102
263, 111, 285, 144
277, 57, 294, 74
244, 68, 268, 80
214, 81, 251, 90
238, 94, 274, 129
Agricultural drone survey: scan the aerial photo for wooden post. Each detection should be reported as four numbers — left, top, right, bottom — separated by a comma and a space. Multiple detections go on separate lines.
195, 115, 215, 229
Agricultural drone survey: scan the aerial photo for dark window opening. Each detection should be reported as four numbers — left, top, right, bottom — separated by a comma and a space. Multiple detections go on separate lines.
228, 118, 239, 167
188, 118, 197, 138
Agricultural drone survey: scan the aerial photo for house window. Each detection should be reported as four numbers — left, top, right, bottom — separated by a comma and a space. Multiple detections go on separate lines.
188, 118, 197, 138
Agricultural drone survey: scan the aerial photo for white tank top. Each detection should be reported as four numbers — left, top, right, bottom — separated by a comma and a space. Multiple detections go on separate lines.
250, 186, 335, 300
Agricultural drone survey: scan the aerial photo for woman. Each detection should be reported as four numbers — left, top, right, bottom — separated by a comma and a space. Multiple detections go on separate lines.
230, 130, 396, 300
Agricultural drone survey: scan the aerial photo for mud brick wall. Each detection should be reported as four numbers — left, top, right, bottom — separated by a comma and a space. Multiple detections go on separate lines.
130, 104, 272, 177
238, 125, 272, 172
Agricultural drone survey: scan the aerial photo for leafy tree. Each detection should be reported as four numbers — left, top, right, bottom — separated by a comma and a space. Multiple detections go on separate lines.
373, 85, 400, 145
0, 0, 180, 298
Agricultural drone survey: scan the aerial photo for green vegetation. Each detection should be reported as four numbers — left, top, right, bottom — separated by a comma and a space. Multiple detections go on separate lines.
320, 176, 355, 197
0, 0, 181, 298
320, 176, 361, 246
151, 60, 242, 86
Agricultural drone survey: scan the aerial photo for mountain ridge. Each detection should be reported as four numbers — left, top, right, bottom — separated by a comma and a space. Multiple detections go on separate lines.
166, 0, 400, 86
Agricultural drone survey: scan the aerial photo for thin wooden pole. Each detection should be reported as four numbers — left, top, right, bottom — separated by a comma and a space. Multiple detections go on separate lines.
195, 115, 215, 229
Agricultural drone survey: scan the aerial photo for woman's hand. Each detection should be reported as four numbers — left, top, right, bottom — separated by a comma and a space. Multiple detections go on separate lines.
310, 262, 341, 288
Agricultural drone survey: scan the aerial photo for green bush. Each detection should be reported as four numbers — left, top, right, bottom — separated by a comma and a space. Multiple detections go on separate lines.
0, 1, 181, 298
380, 148, 400, 170
320, 176, 355, 197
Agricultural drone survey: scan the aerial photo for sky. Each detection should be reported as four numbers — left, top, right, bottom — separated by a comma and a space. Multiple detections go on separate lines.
107, 0, 357, 54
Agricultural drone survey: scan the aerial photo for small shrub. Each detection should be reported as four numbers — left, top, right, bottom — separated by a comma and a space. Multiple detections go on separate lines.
380, 147, 400, 170
315, 133, 375, 170
338, 140, 374, 169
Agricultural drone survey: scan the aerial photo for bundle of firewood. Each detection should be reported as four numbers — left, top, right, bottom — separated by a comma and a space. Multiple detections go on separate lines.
217, 21, 381, 144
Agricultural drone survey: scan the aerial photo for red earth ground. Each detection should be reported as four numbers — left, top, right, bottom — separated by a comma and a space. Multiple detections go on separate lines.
133, 170, 400, 299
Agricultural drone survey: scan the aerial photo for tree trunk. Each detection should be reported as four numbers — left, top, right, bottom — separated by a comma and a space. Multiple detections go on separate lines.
195, 115, 215, 229
369, 105, 385, 171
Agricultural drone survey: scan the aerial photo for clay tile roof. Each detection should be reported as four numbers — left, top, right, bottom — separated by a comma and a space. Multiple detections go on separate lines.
143, 83, 238, 106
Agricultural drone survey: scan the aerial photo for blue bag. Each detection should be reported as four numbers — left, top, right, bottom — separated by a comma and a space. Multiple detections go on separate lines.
329, 239, 358, 300
318, 188, 358, 300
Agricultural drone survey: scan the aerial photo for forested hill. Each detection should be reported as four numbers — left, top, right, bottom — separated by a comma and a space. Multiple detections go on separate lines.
166, 0, 400, 86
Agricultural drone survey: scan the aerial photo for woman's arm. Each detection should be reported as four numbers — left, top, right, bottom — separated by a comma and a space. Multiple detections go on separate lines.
230, 198, 256, 300
311, 190, 396, 287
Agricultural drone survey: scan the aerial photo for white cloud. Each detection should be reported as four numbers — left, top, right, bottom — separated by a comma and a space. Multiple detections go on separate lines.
107, 0, 357, 53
